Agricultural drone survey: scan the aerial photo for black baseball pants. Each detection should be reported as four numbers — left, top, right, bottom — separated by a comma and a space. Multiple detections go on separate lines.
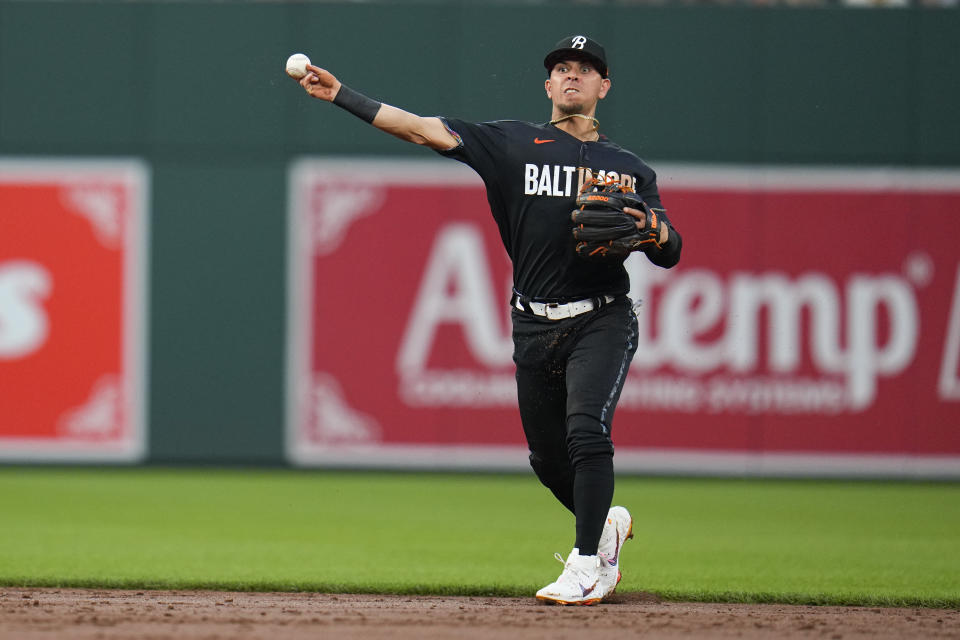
511, 297, 638, 556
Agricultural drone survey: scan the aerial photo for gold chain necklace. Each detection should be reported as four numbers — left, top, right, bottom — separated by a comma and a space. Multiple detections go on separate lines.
549, 113, 600, 140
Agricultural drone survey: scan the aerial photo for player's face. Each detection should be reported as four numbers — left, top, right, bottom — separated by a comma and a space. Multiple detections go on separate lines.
545, 60, 610, 114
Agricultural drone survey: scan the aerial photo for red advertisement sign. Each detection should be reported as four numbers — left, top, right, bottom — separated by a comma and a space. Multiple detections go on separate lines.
287, 159, 960, 477
0, 159, 148, 461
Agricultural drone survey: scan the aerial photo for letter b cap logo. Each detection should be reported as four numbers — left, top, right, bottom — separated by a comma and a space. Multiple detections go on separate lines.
571, 36, 587, 49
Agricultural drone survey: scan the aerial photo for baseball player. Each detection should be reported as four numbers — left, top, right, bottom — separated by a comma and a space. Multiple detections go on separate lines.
295, 35, 682, 605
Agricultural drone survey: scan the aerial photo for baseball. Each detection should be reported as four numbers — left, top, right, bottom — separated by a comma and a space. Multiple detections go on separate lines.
285, 53, 311, 80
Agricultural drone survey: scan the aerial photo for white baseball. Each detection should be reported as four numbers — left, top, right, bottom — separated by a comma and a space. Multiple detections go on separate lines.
285, 53, 311, 80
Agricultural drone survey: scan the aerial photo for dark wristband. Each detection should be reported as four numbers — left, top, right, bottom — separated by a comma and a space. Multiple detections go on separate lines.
332, 84, 381, 124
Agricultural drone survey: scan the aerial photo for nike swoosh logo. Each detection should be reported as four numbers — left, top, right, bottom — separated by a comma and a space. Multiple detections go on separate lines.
581, 579, 599, 597
609, 535, 621, 565
607, 518, 621, 565
534, 138, 555, 144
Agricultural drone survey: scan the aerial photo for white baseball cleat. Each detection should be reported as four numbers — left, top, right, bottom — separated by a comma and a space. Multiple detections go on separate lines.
535, 548, 604, 605
597, 505, 634, 598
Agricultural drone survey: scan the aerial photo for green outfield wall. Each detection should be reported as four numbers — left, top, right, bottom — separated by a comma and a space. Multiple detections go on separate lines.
1, 1, 958, 464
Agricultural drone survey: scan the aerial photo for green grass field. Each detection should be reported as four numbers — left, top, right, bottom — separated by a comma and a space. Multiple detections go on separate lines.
1, 468, 957, 608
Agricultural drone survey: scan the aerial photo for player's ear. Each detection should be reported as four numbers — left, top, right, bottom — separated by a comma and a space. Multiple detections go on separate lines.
598, 77, 611, 100
545, 78, 553, 100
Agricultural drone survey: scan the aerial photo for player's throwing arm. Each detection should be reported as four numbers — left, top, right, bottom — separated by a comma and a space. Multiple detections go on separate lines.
288, 53, 457, 150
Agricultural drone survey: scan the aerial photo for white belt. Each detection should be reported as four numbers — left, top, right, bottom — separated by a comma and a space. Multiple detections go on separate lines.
514, 295, 615, 320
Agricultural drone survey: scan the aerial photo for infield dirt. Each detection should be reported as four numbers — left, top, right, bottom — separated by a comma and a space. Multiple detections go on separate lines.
1, 589, 958, 639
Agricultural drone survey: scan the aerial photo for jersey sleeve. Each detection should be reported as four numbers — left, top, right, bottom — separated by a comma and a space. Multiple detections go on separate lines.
635, 166, 663, 211
636, 168, 682, 269
433, 118, 507, 184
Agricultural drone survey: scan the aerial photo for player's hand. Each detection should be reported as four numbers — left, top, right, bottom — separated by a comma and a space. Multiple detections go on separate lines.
300, 64, 342, 102
624, 206, 669, 245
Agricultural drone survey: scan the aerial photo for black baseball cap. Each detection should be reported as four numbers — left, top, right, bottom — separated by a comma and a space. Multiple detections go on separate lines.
543, 35, 608, 78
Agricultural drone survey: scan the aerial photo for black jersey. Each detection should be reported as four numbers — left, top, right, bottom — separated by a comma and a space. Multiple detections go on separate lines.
436, 118, 679, 301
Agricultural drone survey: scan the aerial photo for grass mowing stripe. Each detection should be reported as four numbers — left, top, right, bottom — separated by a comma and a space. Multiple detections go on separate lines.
1, 468, 958, 608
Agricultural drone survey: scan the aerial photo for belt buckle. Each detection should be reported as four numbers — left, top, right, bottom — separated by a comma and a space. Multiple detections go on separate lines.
545, 302, 570, 320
